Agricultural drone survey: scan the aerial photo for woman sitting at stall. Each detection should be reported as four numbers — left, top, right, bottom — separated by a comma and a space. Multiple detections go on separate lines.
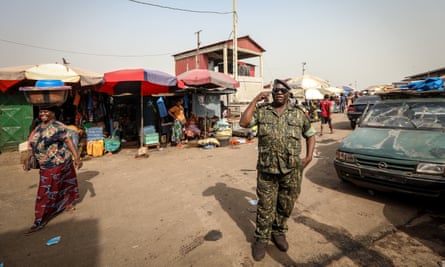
185, 112, 201, 140
104, 121, 121, 154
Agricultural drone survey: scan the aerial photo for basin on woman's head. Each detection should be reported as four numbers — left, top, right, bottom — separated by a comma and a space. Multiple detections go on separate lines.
20, 80, 72, 106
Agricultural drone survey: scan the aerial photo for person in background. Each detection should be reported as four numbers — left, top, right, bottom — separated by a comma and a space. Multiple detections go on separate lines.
184, 112, 201, 140
340, 93, 347, 113
23, 105, 82, 234
66, 124, 82, 152
168, 98, 186, 148
222, 108, 232, 119
239, 79, 316, 261
319, 94, 334, 136
346, 92, 353, 108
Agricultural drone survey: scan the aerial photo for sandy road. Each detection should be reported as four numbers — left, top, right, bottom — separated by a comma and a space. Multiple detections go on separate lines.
0, 113, 444, 266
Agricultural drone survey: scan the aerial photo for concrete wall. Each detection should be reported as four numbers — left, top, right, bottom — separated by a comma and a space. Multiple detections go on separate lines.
231, 76, 263, 104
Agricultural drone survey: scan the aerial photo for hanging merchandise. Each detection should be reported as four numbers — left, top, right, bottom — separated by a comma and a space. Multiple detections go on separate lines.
98, 96, 110, 134
183, 94, 190, 117
156, 97, 168, 118
93, 96, 101, 122
87, 92, 94, 122
183, 95, 189, 109
73, 91, 81, 106
144, 100, 156, 126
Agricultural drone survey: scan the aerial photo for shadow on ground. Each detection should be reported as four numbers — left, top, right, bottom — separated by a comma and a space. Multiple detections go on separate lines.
77, 170, 99, 203
0, 219, 99, 267
202, 182, 257, 243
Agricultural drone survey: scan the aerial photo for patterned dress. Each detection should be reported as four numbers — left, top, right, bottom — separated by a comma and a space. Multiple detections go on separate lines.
29, 121, 80, 228
168, 105, 186, 143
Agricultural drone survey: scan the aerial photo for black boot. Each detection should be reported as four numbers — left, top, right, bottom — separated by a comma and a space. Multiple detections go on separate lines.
272, 234, 289, 252
252, 240, 267, 261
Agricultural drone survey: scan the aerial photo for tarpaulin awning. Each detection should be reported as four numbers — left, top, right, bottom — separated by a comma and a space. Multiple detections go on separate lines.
0, 63, 103, 93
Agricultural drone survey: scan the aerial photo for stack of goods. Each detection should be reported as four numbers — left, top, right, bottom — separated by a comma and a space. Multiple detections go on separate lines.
198, 138, 220, 148
86, 127, 104, 157
160, 122, 172, 146
143, 125, 159, 146
214, 121, 232, 147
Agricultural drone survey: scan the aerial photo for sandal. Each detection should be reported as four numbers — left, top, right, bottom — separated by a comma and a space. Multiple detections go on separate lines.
65, 205, 76, 213
25, 225, 43, 235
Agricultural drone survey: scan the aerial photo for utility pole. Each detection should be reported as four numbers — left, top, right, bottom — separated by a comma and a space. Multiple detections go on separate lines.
195, 30, 202, 69
302, 62, 306, 76
233, 0, 238, 79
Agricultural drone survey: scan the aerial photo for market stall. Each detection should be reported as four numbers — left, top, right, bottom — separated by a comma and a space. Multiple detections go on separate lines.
177, 69, 239, 144
96, 68, 184, 154
0, 63, 103, 153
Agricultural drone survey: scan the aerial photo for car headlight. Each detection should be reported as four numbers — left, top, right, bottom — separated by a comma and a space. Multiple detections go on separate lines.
416, 163, 445, 175
336, 150, 355, 163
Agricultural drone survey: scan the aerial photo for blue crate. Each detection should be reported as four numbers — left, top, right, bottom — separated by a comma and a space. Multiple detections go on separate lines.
87, 127, 103, 141
144, 133, 159, 145
143, 125, 156, 134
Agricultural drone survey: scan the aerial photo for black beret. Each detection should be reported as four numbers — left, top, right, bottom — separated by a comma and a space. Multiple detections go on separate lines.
273, 79, 291, 90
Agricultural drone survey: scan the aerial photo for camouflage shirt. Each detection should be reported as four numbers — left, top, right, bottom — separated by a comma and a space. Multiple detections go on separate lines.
248, 102, 316, 174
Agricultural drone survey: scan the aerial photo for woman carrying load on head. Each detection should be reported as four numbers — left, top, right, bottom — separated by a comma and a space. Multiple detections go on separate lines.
23, 105, 82, 234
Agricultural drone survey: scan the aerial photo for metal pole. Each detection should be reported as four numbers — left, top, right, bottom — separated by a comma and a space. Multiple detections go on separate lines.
233, 0, 238, 80
140, 92, 143, 147
195, 30, 202, 69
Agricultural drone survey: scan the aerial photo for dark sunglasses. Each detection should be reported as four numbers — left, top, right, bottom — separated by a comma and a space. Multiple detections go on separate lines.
272, 87, 289, 94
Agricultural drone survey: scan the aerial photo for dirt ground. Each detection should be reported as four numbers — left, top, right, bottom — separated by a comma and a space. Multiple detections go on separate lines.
1, 113, 444, 267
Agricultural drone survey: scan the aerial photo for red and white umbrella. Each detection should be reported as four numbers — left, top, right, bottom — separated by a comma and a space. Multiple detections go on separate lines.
98, 68, 184, 96
177, 69, 239, 89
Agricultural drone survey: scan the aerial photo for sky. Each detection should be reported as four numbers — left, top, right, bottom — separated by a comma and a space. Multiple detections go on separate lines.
0, 0, 444, 90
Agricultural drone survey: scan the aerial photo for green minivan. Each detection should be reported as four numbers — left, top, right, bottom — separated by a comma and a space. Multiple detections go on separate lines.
334, 89, 445, 197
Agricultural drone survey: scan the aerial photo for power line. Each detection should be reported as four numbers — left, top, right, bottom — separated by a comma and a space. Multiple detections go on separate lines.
128, 0, 232, 14
0, 38, 175, 58
0, 1, 233, 57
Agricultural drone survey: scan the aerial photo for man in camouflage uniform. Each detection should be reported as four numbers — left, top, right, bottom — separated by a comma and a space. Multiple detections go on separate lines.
239, 79, 316, 261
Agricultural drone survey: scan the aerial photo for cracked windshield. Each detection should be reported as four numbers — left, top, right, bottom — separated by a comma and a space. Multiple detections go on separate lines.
361, 100, 445, 129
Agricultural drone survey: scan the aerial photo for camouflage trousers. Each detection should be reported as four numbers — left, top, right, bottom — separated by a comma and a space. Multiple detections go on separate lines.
255, 168, 302, 242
